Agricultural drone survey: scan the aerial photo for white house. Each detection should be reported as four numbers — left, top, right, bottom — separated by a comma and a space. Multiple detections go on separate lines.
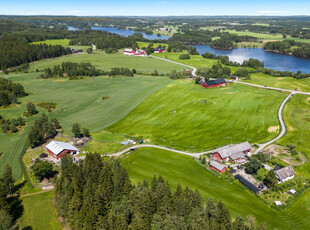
275, 165, 295, 183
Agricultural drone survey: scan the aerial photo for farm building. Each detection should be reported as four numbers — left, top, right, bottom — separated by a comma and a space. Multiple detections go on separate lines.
211, 142, 252, 162
234, 174, 260, 193
154, 47, 165, 53
123, 48, 147, 56
274, 165, 295, 183
200, 78, 227, 88
230, 75, 239, 80
46, 141, 79, 160
210, 161, 227, 174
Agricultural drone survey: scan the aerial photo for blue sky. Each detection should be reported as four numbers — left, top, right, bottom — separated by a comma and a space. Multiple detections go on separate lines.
0, 0, 309, 16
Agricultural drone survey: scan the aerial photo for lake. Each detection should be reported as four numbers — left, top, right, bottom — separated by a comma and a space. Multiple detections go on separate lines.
193, 45, 310, 73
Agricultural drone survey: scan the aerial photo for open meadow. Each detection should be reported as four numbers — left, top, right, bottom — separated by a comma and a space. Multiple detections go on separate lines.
31, 39, 92, 51
109, 80, 286, 152
121, 147, 310, 229
29, 51, 187, 75
244, 73, 310, 92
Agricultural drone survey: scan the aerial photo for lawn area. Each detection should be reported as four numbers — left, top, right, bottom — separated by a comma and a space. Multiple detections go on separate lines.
31, 39, 70, 46
278, 94, 310, 177
0, 72, 172, 179
121, 147, 304, 229
109, 81, 286, 152
29, 51, 187, 75
18, 191, 62, 230
137, 41, 168, 48
244, 73, 310, 92
152, 52, 251, 72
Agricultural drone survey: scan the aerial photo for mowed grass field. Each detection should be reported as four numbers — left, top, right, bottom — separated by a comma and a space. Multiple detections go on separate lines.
18, 191, 62, 230
121, 148, 310, 229
29, 51, 187, 75
244, 73, 310, 92
152, 52, 252, 72
31, 39, 70, 46
109, 81, 286, 151
0, 72, 172, 178
278, 94, 310, 177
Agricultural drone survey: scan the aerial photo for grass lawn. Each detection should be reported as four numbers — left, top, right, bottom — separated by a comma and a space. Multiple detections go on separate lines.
278, 94, 310, 177
109, 80, 286, 152
244, 73, 310, 92
18, 191, 62, 230
29, 51, 187, 75
121, 147, 302, 229
0, 72, 172, 178
152, 52, 253, 73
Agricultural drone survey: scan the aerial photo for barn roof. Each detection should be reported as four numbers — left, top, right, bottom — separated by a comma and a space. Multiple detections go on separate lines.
124, 48, 134, 52
46, 141, 78, 156
275, 165, 295, 181
210, 161, 226, 171
216, 142, 251, 159
230, 152, 245, 160
234, 174, 260, 193
205, 78, 226, 86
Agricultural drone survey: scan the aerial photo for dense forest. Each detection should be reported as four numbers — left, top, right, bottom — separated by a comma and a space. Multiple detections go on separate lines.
0, 77, 27, 107
39, 62, 102, 79
55, 154, 266, 230
264, 40, 310, 58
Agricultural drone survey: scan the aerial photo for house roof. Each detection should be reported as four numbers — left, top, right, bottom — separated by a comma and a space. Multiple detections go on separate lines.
215, 142, 251, 159
273, 165, 281, 171
205, 78, 226, 86
210, 161, 226, 171
275, 165, 295, 181
46, 141, 78, 156
124, 48, 134, 52
234, 174, 260, 193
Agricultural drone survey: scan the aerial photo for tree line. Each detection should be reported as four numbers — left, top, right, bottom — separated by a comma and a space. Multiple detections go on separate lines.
55, 154, 267, 230
0, 77, 27, 107
264, 40, 310, 58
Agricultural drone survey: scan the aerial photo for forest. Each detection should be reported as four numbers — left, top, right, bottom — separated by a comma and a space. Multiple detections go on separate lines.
55, 154, 267, 230
0, 77, 27, 107
264, 40, 310, 58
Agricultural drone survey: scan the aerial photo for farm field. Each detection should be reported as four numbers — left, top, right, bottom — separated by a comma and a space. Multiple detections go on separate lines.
244, 73, 310, 92
31, 39, 92, 51
18, 191, 62, 230
278, 94, 310, 177
29, 51, 187, 74
121, 147, 310, 229
152, 52, 252, 72
109, 81, 286, 152
0, 72, 172, 178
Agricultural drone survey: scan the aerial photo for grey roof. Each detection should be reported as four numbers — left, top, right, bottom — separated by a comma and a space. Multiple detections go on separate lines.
230, 152, 245, 160
275, 166, 295, 181
234, 174, 260, 193
205, 78, 226, 86
46, 141, 78, 156
210, 161, 226, 171
217, 142, 251, 159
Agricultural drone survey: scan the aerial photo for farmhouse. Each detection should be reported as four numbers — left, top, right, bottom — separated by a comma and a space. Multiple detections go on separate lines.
210, 161, 227, 174
154, 47, 165, 53
200, 78, 226, 88
274, 165, 295, 183
46, 141, 79, 160
211, 142, 252, 162
234, 174, 260, 193
123, 48, 147, 56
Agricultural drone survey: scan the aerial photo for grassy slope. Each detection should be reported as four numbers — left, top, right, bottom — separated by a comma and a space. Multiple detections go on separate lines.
244, 73, 310, 92
152, 52, 252, 72
18, 191, 62, 230
121, 148, 292, 229
0, 72, 172, 178
109, 80, 286, 152
29, 51, 187, 75
31, 39, 70, 46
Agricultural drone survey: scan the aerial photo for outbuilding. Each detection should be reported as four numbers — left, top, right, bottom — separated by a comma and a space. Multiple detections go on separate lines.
46, 141, 79, 160
209, 161, 227, 174
211, 142, 251, 162
200, 78, 227, 88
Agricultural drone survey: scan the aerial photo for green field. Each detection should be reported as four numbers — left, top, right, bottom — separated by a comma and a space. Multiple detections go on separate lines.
244, 73, 310, 92
31, 39, 70, 46
121, 147, 310, 229
18, 191, 62, 230
109, 80, 286, 151
29, 51, 187, 75
152, 52, 253, 72
0, 72, 172, 178
278, 94, 310, 177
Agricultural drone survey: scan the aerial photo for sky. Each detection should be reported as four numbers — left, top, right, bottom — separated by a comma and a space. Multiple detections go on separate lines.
0, 0, 309, 16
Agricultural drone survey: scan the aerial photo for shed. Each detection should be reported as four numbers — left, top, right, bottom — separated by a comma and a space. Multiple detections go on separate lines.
210, 161, 227, 174
234, 174, 260, 193
275, 201, 282, 206
288, 189, 296, 195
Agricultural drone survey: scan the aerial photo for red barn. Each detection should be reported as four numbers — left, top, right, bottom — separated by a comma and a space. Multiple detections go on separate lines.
211, 142, 251, 162
210, 161, 227, 174
46, 141, 79, 159
201, 78, 226, 88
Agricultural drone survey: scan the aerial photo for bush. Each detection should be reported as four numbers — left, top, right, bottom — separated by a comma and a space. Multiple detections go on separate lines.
31, 158, 55, 181
179, 54, 190, 60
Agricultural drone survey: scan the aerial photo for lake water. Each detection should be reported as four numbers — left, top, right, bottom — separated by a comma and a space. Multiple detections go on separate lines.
193, 45, 310, 73
91, 27, 171, 40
